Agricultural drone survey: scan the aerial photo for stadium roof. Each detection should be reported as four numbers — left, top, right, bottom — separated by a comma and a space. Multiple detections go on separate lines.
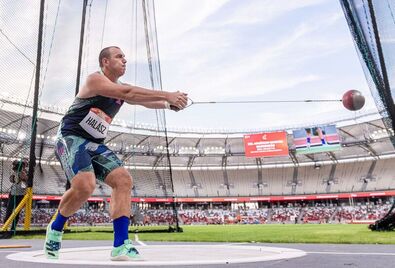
0, 103, 394, 170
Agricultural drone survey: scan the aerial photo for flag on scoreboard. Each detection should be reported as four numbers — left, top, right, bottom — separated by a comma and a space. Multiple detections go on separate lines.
243, 131, 289, 158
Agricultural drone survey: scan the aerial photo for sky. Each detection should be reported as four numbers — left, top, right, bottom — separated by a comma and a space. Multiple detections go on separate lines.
0, 0, 380, 132
154, 0, 378, 131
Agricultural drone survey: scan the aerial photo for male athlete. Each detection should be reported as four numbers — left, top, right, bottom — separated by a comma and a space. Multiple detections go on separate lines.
44, 46, 188, 260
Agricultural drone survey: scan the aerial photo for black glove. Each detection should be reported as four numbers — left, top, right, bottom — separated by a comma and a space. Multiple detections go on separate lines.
170, 105, 181, 112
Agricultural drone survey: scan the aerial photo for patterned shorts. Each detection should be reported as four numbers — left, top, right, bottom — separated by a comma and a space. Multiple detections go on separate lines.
54, 135, 123, 182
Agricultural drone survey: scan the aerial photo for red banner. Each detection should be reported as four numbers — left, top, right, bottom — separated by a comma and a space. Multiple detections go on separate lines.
244, 131, 289, 157
0, 194, 104, 202
2, 191, 394, 203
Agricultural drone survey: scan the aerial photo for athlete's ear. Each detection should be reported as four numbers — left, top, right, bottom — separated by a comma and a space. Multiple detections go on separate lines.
102, 58, 110, 66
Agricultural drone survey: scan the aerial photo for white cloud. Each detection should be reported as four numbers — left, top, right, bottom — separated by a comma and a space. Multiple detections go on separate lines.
212, 0, 328, 26
158, 7, 352, 101
155, 0, 229, 41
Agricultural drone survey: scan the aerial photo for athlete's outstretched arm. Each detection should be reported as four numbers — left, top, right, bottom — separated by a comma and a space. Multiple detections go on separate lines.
125, 100, 180, 112
80, 73, 187, 109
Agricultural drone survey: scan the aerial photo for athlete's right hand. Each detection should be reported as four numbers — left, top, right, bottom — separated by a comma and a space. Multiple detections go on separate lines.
167, 91, 188, 110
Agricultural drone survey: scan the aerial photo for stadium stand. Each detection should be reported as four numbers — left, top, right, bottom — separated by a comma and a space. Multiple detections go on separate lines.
1, 104, 395, 229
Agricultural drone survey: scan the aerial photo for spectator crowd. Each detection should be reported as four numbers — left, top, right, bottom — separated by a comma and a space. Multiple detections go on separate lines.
1, 202, 392, 227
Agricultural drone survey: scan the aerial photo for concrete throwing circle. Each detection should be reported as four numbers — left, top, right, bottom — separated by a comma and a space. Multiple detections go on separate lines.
7, 244, 306, 266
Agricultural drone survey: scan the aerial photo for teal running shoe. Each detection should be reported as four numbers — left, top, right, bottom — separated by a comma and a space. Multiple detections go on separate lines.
111, 240, 141, 261
44, 223, 63, 259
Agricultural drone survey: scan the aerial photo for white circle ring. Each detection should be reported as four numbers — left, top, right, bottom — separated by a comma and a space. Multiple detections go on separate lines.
7, 244, 306, 266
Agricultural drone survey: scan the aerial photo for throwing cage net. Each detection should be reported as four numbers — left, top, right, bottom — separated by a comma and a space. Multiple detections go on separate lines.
0, 0, 180, 235
340, 0, 395, 231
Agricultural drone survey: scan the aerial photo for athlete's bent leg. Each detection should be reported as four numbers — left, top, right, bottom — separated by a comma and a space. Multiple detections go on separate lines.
105, 167, 133, 219
59, 171, 97, 217
45, 172, 96, 259
105, 167, 140, 260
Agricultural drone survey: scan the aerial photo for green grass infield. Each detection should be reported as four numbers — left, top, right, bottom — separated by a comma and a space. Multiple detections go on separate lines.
12, 224, 395, 244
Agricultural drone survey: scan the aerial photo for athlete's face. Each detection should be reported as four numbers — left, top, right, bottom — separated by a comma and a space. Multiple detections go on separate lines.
106, 47, 127, 77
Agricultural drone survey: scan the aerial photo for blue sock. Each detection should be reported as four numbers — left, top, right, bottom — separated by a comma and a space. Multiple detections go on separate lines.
51, 211, 68, 232
113, 216, 129, 247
